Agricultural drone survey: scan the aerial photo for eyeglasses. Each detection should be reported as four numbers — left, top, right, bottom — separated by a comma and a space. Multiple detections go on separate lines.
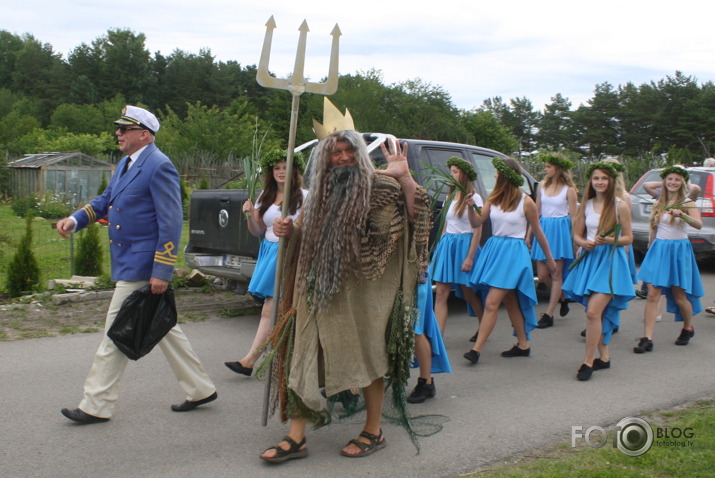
116, 126, 144, 133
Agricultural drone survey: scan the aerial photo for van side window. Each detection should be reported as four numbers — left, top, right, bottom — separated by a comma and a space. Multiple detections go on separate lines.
471, 153, 497, 196
420, 148, 469, 200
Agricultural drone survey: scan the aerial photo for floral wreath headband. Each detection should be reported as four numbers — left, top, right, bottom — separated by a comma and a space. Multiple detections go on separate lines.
539, 153, 574, 171
585, 161, 619, 179
492, 157, 524, 187
660, 165, 689, 182
447, 157, 477, 181
258, 149, 305, 174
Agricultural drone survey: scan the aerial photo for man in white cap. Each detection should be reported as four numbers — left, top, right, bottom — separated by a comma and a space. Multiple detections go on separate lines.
56, 105, 217, 424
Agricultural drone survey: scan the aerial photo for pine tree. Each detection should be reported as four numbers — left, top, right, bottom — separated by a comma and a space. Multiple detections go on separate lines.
74, 223, 103, 277
97, 173, 108, 196
6, 214, 40, 297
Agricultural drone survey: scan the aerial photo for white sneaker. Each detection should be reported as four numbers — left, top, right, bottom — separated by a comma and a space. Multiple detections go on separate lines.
656, 315, 662, 322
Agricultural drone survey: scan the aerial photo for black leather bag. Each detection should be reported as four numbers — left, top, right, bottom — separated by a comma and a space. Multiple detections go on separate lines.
107, 285, 177, 360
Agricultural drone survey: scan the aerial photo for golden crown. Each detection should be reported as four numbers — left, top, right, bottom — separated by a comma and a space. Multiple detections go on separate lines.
312, 97, 355, 140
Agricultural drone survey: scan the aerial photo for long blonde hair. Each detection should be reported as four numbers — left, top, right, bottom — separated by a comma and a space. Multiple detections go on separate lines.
576, 167, 618, 235
449, 168, 477, 218
488, 157, 523, 212
542, 164, 576, 191
649, 174, 688, 230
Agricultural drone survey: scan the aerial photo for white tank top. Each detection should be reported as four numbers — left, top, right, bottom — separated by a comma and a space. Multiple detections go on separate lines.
655, 213, 688, 240
491, 194, 526, 238
445, 193, 484, 234
540, 184, 569, 218
585, 198, 621, 241
256, 189, 308, 242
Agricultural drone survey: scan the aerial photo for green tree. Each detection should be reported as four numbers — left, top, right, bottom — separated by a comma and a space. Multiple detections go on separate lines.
5, 214, 40, 297
74, 223, 103, 277
537, 93, 574, 151
459, 109, 518, 154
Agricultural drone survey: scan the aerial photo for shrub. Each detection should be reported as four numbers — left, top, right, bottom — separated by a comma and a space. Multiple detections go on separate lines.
6, 214, 40, 297
35, 193, 73, 219
74, 223, 103, 276
10, 195, 37, 217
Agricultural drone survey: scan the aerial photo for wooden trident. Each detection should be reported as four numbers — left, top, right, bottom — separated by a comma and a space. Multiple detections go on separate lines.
256, 15, 341, 426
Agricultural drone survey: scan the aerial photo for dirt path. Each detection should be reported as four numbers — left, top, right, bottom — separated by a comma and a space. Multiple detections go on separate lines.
0, 288, 259, 341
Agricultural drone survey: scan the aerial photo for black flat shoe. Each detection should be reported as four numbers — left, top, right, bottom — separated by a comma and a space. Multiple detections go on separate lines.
559, 299, 570, 317
469, 331, 478, 343
463, 349, 480, 364
501, 344, 530, 357
675, 327, 694, 345
225, 361, 253, 376
577, 364, 593, 381
536, 313, 553, 329
61, 408, 110, 424
171, 391, 217, 412
592, 358, 611, 370
634, 337, 653, 353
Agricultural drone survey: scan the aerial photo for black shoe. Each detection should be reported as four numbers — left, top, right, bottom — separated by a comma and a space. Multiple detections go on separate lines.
536, 313, 553, 329
469, 331, 478, 343
171, 391, 218, 412
592, 358, 611, 370
577, 364, 593, 381
675, 328, 694, 346
635, 283, 648, 299
634, 337, 653, 353
463, 349, 480, 364
559, 299, 570, 317
225, 361, 253, 376
61, 408, 110, 424
406, 378, 436, 404
580, 328, 586, 337
501, 344, 530, 357
613, 327, 619, 334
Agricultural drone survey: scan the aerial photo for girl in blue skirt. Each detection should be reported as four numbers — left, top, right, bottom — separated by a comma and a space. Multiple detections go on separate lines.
463, 157, 556, 365
634, 166, 704, 353
224, 151, 307, 376
429, 157, 484, 336
562, 162, 634, 381
531, 153, 578, 329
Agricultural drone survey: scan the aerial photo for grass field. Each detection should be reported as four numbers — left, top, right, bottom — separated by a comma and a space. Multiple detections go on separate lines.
468, 397, 714, 477
0, 205, 189, 293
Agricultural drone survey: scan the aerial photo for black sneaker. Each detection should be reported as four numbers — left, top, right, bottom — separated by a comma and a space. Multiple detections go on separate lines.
406, 378, 436, 404
592, 358, 611, 370
501, 344, 530, 357
559, 299, 570, 317
536, 313, 553, 329
463, 349, 480, 364
635, 283, 648, 299
469, 331, 478, 343
577, 364, 593, 381
633, 337, 653, 353
675, 328, 694, 346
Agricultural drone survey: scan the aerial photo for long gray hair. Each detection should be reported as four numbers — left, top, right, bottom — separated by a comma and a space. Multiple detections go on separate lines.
297, 130, 374, 313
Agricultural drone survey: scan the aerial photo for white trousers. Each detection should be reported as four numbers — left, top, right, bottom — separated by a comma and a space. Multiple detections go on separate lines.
78, 281, 216, 418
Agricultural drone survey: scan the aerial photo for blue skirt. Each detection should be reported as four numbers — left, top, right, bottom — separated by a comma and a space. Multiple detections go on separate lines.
637, 238, 704, 322
469, 236, 538, 339
627, 246, 637, 284
531, 216, 574, 261
247, 240, 278, 299
412, 275, 452, 374
562, 244, 635, 344
429, 233, 478, 287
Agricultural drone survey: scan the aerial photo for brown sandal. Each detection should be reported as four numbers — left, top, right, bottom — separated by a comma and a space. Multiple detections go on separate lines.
705, 306, 715, 316
340, 430, 386, 458
260, 435, 308, 463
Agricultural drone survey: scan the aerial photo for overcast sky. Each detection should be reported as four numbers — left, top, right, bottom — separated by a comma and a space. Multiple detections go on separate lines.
3, 0, 714, 112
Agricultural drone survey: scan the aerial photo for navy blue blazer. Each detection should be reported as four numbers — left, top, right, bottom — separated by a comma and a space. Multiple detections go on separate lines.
72, 143, 182, 282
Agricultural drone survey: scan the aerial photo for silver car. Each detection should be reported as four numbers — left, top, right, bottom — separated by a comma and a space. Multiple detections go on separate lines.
629, 166, 715, 260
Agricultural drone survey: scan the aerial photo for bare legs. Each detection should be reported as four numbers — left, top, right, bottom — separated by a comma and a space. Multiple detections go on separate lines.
238, 297, 273, 368
644, 284, 693, 340
536, 259, 564, 317
470, 287, 528, 353
583, 293, 611, 366
414, 334, 432, 380
434, 281, 483, 336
